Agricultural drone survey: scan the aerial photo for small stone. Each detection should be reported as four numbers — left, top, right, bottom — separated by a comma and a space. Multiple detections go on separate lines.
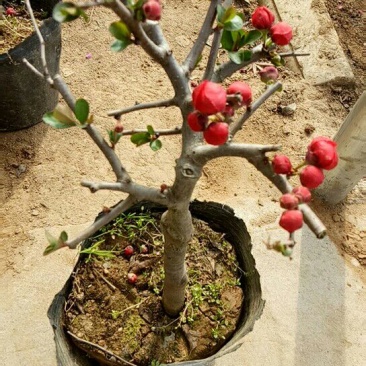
279, 103, 297, 116
350, 257, 361, 267
31, 209, 39, 216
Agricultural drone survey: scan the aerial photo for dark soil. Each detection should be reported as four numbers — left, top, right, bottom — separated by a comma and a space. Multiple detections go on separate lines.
325, 0, 366, 97
65, 212, 243, 366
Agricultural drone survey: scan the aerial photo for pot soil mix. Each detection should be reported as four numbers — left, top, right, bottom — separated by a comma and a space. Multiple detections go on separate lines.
66, 216, 242, 365
0, 0, 47, 54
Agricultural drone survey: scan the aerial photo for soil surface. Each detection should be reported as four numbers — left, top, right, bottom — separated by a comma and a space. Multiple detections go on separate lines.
66, 213, 242, 365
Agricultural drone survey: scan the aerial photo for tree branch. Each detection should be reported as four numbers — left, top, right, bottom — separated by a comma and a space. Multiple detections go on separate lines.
108, 98, 177, 118
279, 51, 310, 58
23, 0, 53, 84
105, 0, 166, 63
81, 180, 169, 206
121, 127, 181, 136
193, 143, 282, 163
65, 195, 136, 249
212, 44, 265, 83
183, 0, 220, 73
203, 26, 223, 81
230, 81, 283, 136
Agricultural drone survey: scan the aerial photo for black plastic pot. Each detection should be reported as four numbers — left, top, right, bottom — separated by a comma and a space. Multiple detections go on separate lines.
0, 0, 61, 132
48, 200, 264, 366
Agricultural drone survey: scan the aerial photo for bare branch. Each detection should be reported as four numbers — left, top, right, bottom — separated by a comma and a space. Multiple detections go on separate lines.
23, 0, 53, 84
183, 0, 220, 73
203, 26, 223, 81
108, 98, 177, 118
81, 180, 169, 205
193, 143, 282, 163
212, 44, 265, 83
22, 58, 44, 78
65, 195, 137, 249
230, 81, 283, 136
76, 0, 109, 9
121, 127, 181, 136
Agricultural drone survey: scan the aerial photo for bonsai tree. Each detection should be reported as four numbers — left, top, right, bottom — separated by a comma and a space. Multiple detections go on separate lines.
23, 0, 338, 321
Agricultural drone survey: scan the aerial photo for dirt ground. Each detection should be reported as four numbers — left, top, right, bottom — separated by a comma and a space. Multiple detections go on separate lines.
0, 0, 365, 364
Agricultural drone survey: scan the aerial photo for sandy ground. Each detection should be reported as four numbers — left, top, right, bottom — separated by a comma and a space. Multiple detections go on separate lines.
0, 1, 365, 365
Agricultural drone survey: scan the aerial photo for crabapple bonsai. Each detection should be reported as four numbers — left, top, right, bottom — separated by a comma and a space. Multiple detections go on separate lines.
23, 0, 338, 321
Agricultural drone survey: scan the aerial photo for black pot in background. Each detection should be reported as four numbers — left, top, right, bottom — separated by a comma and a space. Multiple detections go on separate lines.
48, 200, 264, 366
0, 0, 61, 132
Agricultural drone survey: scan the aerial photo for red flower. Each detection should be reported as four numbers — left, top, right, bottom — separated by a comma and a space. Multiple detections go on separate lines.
300, 165, 324, 189
306, 136, 338, 170
259, 66, 279, 83
292, 186, 312, 203
272, 154, 292, 175
203, 122, 229, 145
227, 81, 252, 107
143, 0, 162, 21
187, 111, 208, 132
251, 6, 275, 30
279, 210, 303, 233
280, 194, 299, 210
270, 22, 293, 46
192, 81, 227, 115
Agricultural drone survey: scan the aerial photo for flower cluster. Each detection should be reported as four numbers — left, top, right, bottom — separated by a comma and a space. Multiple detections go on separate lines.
188, 80, 252, 145
272, 137, 338, 234
251, 6, 293, 46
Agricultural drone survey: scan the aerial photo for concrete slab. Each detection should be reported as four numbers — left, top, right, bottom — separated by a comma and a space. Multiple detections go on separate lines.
271, 0, 355, 85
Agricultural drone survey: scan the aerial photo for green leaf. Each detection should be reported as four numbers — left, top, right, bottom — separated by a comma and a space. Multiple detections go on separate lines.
130, 132, 151, 147
221, 30, 235, 51
60, 231, 68, 242
223, 15, 243, 31
244, 30, 263, 45
74, 99, 89, 124
111, 39, 131, 52
147, 125, 155, 136
150, 139, 162, 151
221, 6, 236, 23
44, 231, 61, 255
108, 130, 123, 145
109, 21, 131, 40
216, 4, 226, 23
228, 50, 252, 64
52, 2, 87, 23
43, 112, 77, 129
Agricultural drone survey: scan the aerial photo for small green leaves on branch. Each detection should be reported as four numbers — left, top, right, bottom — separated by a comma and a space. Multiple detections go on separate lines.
216, 5, 243, 31
228, 50, 252, 65
221, 29, 262, 53
52, 2, 88, 23
109, 21, 132, 52
130, 125, 162, 151
43, 100, 92, 129
44, 231, 68, 255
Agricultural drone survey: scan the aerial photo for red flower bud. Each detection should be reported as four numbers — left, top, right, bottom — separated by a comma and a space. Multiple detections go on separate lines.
251, 6, 275, 30
305, 136, 338, 170
187, 111, 208, 132
127, 273, 137, 284
192, 81, 227, 115
272, 154, 292, 175
279, 210, 303, 233
227, 81, 252, 107
300, 165, 324, 189
160, 183, 168, 193
292, 186, 312, 203
6, 7, 17, 16
259, 66, 279, 83
114, 122, 124, 133
280, 193, 299, 210
143, 0, 162, 21
270, 22, 293, 46
203, 122, 229, 146
223, 105, 235, 117
123, 245, 134, 257
140, 245, 148, 254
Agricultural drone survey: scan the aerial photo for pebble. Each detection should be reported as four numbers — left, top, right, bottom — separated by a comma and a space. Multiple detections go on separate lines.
279, 103, 297, 116
31, 209, 39, 216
